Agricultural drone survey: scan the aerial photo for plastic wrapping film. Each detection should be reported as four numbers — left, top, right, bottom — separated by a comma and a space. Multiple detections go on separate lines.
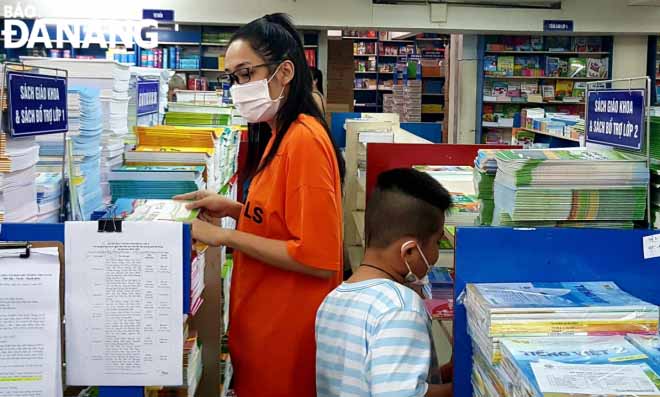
462, 281, 660, 397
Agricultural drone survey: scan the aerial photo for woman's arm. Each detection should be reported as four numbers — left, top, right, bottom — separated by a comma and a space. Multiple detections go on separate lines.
192, 219, 335, 279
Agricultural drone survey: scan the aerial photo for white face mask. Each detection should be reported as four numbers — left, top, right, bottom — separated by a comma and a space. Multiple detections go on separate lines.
401, 240, 433, 299
230, 64, 285, 123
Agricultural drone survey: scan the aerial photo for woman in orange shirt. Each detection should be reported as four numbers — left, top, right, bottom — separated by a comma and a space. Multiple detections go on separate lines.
174, 13, 345, 397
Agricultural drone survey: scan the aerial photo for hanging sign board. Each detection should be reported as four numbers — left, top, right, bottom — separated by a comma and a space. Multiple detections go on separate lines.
136, 79, 159, 116
543, 20, 574, 32
142, 9, 175, 22
7, 70, 68, 137
586, 89, 645, 151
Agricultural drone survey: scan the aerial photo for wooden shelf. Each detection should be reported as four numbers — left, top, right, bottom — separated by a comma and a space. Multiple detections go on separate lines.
484, 75, 602, 81
486, 50, 609, 55
521, 127, 581, 142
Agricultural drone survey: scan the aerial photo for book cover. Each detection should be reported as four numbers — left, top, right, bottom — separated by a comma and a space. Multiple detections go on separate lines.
521, 82, 539, 96
599, 57, 610, 78
542, 84, 555, 100
573, 82, 587, 98
558, 59, 569, 77
497, 56, 515, 76
530, 36, 543, 51
573, 37, 589, 52
492, 81, 509, 97
569, 58, 587, 78
555, 80, 574, 97
484, 55, 498, 75
123, 199, 200, 222
587, 37, 603, 52
627, 334, 660, 366
545, 36, 571, 52
545, 57, 560, 77
507, 82, 521, 97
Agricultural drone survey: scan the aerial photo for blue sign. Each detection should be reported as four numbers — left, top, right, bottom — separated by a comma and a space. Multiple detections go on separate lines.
136, 79, 159, 116
587, 89, 646, 151
7, 71, 68, 137
544, 20, 574, 32
143, 9, 175, 22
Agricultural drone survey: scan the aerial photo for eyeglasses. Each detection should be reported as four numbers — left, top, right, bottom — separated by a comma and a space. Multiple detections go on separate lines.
223, 63, 279, 87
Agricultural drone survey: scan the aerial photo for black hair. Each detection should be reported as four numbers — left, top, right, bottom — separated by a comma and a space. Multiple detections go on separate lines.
311, 67, 324, 94
230, 14, 344, 185
365, 168, 452, 249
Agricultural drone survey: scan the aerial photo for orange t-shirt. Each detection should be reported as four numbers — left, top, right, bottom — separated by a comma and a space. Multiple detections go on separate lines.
229, 114, 343, 397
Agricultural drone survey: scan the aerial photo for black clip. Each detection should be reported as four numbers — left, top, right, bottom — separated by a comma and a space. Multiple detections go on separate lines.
0, 241, 31, 258
98, 219, 122, 233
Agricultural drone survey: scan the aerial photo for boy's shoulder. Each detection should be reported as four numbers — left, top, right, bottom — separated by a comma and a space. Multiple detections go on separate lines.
327, 279, 427, 318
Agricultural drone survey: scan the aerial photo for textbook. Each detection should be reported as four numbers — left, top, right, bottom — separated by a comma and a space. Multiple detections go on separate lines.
627, 334, 660, 367
113, 199, 200, 222
500, 336, 660, 397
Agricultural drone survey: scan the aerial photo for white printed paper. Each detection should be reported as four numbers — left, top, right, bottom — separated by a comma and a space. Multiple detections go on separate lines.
531, 361, 660, 396
65, 221, 183, 386
643, 234, 660, 259
0, 252, 61, 397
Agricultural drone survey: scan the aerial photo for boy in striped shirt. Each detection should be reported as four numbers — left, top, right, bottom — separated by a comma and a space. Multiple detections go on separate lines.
315, 168, 453, 397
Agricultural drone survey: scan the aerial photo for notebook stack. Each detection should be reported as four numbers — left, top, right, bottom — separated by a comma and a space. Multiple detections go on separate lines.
498, 336, 660, 397
415, 165, 479, 226
493, 148, 649, 228
35, 172, 62, 223
126, 67, 172, 146
108, 165, 205, 202
424, 267, 454, 320
627, 334, 660, 367
473, 149, 500, 225
126, 125, 239, 191
0, 136, 40, 222
21, 57, 131, 204
165, 102, 233, 128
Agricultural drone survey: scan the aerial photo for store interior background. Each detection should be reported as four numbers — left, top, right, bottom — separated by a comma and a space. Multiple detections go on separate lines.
11, 0, 660, 146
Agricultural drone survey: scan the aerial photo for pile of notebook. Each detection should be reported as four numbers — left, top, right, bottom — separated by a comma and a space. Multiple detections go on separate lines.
465, 281, 660, 397
424, 267, 454, 320
165, 102, 233, 128
492, 148, 649, 228
0, 135, 40, 222
36, 172, 62, 223
473, 150, 500, 225
415, 165, 479, 226
126, 125, 239, 192
108, 165, 205, 202
21, 57, 131, 204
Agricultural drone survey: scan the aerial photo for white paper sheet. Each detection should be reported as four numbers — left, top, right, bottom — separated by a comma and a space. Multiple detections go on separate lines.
0, 252, 61, 397
65, 221, 183, 386
531, 361, 660, 396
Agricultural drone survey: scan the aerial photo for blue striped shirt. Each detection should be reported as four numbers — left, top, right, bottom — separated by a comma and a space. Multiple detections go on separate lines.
315, 279, 431, 397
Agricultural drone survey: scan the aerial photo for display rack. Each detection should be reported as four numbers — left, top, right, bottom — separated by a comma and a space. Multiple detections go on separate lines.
476, 35, 613, 144
453, 226, 660, 397
0, 222, 193, 397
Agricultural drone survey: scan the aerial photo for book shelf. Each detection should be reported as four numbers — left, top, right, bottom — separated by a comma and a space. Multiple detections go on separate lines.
476, 35, 613, 145
344, 31, 449, 126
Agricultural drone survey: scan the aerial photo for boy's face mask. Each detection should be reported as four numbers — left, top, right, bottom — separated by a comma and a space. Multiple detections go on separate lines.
401, 240, 433, 299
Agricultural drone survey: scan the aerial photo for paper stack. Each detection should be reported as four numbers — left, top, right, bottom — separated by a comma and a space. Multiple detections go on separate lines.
174, 90, 223, 105
0, 136, 40, 222
465, 281, 659, 365
36, 172, 62, 223
165, 102, 233, 128
126, 125, 240, 191
108, 165, 205, 201
403, 80, 422, 122
126, 67, 172, 146
21, 57, 131, 204
498, 336, 660, 397
415, 165, 479, 226
424, 267, 454, 320
627, 334, 660, 367
493, 148, 649, 228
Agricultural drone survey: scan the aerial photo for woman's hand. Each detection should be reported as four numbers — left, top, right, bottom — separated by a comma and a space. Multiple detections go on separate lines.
191, 219, 230, 247
173, 190, 243, 220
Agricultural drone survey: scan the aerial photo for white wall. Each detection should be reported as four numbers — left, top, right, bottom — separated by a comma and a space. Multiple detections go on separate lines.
456, 35, 478, 144
612, 35, 649, 81
7, 0, 660, 33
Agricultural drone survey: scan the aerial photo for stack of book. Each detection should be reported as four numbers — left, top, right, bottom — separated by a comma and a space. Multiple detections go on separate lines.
165, 103, 233, 128
424, 267, 454, 320
35, 172, 62, 223
627, 334, 660, 367
473, 150, 500, 226
496, 336, 660, 397
492, 148, 649, 228
416, 165, 479, 226
108, 165, 205, 202
127, 125, 239, 192
0, 136, 40, 222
